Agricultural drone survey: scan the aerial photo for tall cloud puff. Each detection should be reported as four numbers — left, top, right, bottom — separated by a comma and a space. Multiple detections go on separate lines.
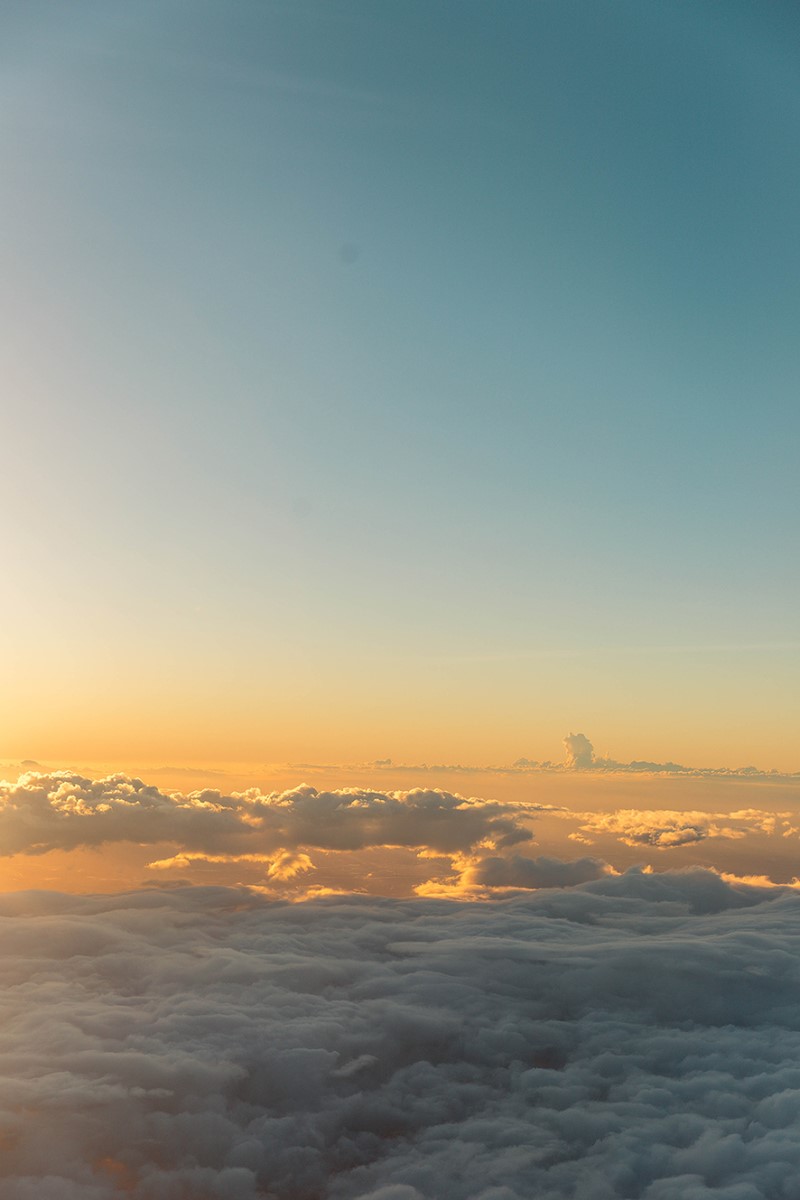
2, 873, 800, 1197
0, 773, 534, 857
562, 732, 594, 769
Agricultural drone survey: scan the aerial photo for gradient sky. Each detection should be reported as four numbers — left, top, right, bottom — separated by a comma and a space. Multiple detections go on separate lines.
2, 0, 798, 770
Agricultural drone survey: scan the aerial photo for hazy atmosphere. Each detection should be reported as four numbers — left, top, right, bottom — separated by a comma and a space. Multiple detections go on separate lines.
2, 2, 799, 1197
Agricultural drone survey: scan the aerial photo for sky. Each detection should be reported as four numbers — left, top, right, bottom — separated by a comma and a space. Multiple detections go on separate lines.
1, 0, 798, 772
3, 7, 800, 1197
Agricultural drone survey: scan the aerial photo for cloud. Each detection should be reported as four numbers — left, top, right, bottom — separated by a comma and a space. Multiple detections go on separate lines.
145, 851, 317, 881
406, 754, 797, 777
464, 853, 614, 889
416, 853, 616, 899
373, 741, 795, 779
0, 773, 535, 859
521, 734, 798, 778
2, 873, 800, 1197
719, 871, 800, 889
570, 807, 794, 848
317, 731, 798, 778
558, 733, 800, 779
267, 850, 316, 881
0, 772, 245, 856
562, 732, 595, 769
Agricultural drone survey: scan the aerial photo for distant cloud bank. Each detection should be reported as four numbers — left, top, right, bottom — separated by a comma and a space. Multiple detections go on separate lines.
3, 873, 800, 1198
518, 732, 797, 777
365, 732, 797, 778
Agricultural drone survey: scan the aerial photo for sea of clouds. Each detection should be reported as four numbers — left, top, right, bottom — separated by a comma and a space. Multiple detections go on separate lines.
3, 871, 800, 1199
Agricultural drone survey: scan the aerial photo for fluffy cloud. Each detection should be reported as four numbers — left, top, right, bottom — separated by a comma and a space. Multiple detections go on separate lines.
562, 732, 595, 770
1, 873, 800, 1198
0, 773, 534, 858
415, 853, 616, 899
463, 853, 614, 888
570, 807, 794, 848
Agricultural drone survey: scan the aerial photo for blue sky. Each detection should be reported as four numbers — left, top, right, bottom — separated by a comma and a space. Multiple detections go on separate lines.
1, 1, 798, 767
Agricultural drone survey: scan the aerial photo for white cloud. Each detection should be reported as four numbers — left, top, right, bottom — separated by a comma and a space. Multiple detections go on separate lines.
570, 807, 794, 848
562, 732, 595, 770
0, 773, 535, 858
1, 874, 800, 1197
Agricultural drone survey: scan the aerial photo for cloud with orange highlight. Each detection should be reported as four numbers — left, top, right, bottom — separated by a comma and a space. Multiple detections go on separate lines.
568, 807, 795, 848
0, 773, 536, 859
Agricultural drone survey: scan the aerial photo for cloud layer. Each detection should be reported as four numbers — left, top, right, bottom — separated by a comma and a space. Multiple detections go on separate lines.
374, 731, 797, 777
4, 770, 800, 897
554, 732, 793, 777
2, 873, 800, 1198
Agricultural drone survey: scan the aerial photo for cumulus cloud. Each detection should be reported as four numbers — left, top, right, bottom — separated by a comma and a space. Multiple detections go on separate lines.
562, 731, 595, 769
2, 874, 800, 1198
570, 807, 795, 848
464, 853, 614, 888
0, 773, 534, 858
415, 853, 616, 899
